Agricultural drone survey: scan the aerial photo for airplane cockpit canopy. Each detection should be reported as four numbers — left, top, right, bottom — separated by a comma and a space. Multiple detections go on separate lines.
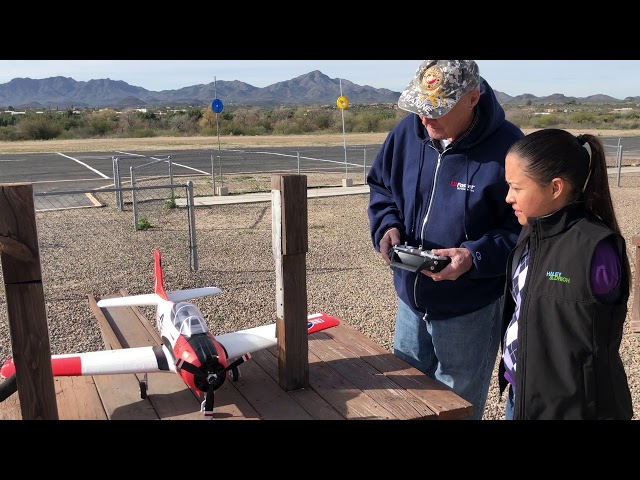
172, 302, 208, 337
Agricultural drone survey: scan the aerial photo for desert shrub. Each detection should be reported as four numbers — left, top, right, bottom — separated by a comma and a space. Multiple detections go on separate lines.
531, 114, 561, 128
16, 114, 63, 140
571, 112, 595, 124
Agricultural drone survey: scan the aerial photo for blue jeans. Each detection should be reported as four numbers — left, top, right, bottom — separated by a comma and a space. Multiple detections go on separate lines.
505, 384, 515, 420
393, 296, 502, 420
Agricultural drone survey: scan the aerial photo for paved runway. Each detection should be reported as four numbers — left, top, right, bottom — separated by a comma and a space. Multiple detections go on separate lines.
0, 145, 382, 194
1, 137, 638, 196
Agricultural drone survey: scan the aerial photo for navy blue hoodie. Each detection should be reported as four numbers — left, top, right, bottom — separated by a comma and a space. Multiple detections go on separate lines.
367, 78, 524, 320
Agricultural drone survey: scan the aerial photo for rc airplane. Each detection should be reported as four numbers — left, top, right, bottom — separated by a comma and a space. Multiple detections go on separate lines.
0, 249, 340, 418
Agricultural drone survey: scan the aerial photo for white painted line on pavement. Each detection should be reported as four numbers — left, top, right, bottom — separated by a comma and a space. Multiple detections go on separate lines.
56, 152, 110, 178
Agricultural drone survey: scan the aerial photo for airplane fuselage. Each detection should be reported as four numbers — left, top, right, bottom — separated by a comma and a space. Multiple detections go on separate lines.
158, 299, 230, 395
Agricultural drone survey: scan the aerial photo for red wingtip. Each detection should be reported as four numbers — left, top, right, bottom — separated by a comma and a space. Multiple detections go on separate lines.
307, 312, 340, 334
154, 249, 169, 301
1, 358, 15, 379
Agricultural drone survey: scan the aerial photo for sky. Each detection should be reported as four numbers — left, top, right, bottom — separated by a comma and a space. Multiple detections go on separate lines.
0, 60, 639, 99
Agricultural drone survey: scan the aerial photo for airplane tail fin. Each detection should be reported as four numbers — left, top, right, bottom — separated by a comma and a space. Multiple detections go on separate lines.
154, 249, 169, 301
96, 249, 222, 308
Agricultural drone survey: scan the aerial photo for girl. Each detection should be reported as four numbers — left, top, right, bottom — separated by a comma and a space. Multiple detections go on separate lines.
500, 128, 633, 420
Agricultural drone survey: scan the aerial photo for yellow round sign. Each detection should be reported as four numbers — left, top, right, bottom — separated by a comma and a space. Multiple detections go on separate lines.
337, 96, 349, 110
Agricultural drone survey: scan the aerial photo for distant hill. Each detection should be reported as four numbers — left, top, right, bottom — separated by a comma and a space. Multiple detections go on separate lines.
1, 71, 639, 109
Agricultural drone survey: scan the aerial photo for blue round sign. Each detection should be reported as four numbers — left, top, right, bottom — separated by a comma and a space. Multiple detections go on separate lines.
211, 98, 224, 113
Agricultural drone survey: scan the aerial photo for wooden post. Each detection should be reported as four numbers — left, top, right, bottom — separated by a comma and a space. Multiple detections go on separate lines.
0, 183, 58, 419
271, 174, 308, 390
631, 236, 640, 333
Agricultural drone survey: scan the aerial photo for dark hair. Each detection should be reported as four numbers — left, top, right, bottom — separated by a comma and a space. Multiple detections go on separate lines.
507, 128, 621, 231
507, 128, 630, 277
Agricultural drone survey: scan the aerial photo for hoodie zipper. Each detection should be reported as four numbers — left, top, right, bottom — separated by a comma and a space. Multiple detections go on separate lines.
413, 143, 448, 309
418, 144, 449, 248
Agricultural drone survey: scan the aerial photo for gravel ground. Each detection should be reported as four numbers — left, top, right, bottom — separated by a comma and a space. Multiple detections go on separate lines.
1, 150, 639, 420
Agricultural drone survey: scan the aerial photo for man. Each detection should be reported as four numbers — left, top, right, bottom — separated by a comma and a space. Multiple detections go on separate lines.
367, 60, 524, 419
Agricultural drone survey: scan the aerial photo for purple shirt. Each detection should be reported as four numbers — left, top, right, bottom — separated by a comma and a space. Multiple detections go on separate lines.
591, 238, 621, 298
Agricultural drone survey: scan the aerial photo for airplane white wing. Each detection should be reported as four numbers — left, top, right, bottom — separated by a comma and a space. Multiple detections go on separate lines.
166, 287, 222, 303
216, 324, 278, 360
97, 293, 162, 307
216, 312, 341, 360
1, 345, 176, 378
96, 287, 222, 308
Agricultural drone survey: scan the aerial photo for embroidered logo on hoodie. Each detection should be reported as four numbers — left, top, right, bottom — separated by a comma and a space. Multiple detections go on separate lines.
547, 271, 571, 283
449, 180, 475, 192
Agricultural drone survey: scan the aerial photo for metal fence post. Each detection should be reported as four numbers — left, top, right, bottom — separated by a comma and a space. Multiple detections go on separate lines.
187, 181, 198, 271
131, 167, 138, 231
617, 145, 623, 187
112, 156, 123, 211
363, 148, 367, 184
211, 153, 216, 196
168, 156, 174, 200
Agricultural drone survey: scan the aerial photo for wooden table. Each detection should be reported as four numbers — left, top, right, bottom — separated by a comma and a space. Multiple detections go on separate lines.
1, 291, 473, 421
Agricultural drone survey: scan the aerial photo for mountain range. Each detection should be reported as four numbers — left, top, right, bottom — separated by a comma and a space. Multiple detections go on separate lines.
1, 70, 639, 109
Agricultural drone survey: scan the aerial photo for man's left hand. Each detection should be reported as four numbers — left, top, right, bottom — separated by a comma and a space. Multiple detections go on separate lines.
421, 247, 473, 281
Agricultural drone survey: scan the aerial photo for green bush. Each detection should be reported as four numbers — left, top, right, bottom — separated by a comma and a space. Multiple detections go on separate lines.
571, 112, 594, 124
16, 115, 63, 140
531, 114, 561, 128
165, 196, 177, 209
137, 216, 152, 230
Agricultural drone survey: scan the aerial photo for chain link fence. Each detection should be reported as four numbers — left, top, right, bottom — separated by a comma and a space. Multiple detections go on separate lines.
34, 182, 198, 269
110, 145, 375, 200
603, 136, 640, 168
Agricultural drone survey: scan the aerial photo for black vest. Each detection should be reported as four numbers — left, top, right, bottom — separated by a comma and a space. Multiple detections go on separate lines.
499, 202, 632, 419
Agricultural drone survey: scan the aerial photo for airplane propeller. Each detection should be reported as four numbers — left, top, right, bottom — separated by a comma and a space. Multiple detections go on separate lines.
176, 352, 251, 418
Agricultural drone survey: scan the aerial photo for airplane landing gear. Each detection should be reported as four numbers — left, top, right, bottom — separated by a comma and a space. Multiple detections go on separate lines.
139, 373, 148, 399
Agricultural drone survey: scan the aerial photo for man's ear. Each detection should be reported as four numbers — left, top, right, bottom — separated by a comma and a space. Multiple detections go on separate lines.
468, 88, 481, 108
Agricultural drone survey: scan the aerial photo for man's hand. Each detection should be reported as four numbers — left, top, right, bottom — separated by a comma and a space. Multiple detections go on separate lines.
421, 247, 473, 281
379, 227, 401, 265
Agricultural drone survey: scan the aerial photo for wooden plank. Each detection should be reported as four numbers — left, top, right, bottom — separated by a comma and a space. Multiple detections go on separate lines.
99, 299, 157, 349
207, 383, 261, 420
229, 355, 314, 420
2, 377, 108, 420
94, 373, 159, 420
88, 294, 124, 349
251, 348, 344, 420
325, 323, 473, 419
119, 288, 161, 343
306, 350, 397, 419
0, 389, 21, 420
308, 333, 435, 420
55, 377, 107, 420
141, 373, 204, 420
